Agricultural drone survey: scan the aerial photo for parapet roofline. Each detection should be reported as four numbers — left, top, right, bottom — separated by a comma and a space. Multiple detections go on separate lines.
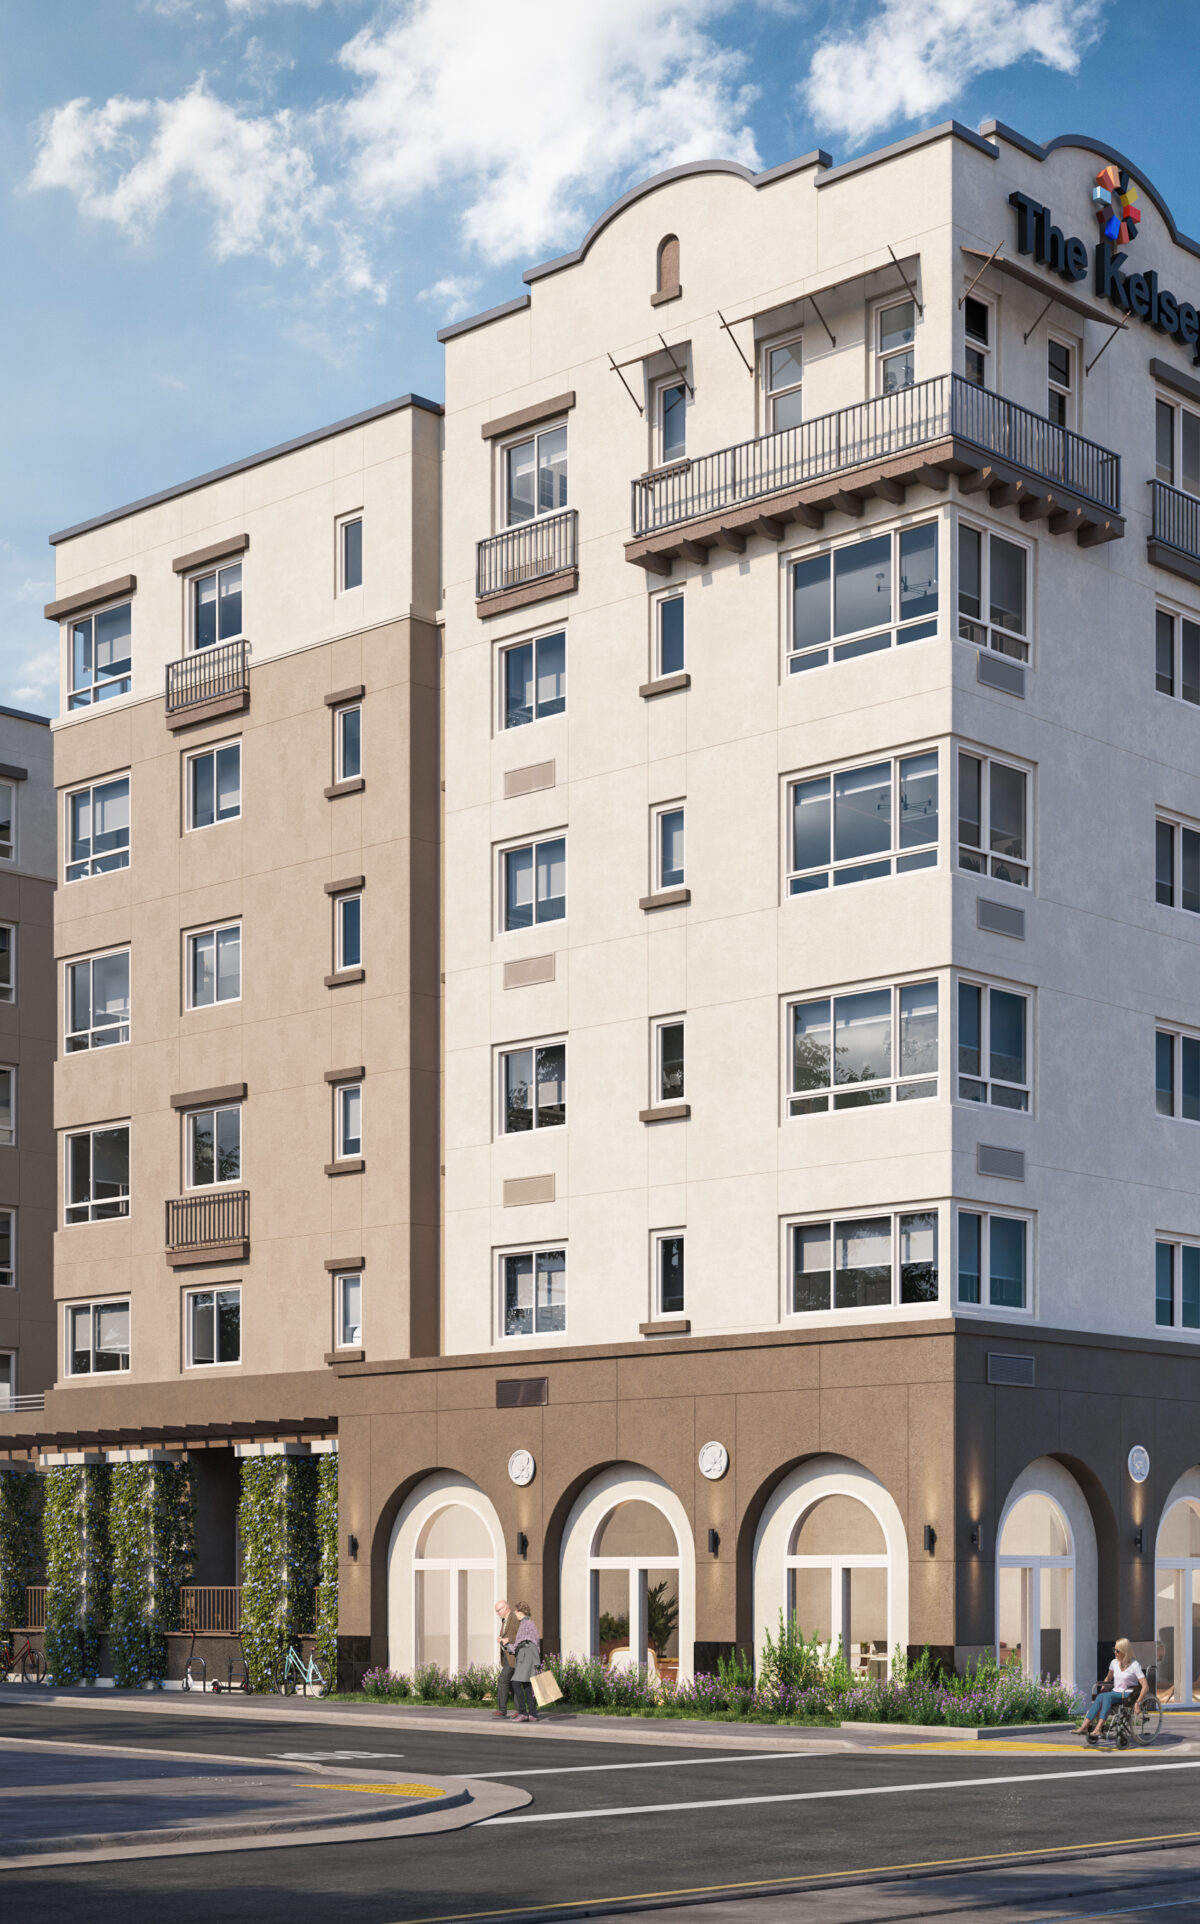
981, 122, 1200, 264
49, 392, 444, 547
0, 703, 49, 727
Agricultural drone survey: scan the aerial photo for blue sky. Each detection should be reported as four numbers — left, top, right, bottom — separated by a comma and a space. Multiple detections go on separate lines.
2, 0, 1198, 713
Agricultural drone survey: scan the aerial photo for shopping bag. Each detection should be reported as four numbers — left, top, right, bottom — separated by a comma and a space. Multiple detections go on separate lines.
531, 1669, 563, 1707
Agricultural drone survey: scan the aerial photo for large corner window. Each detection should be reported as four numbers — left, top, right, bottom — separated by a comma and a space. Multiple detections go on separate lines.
958, 523, 1029, 660
193, 562, 243, 651
789, 980, 938, 1115
790, 1210, 939, 1314
66, 1299, 130, 1375
65, 1125, 130, 1224
505, 426, 568, 526
68, 600, 132, 709
789, 525, 938, 673
66, 776, 130, 883
789, 752, 938, 893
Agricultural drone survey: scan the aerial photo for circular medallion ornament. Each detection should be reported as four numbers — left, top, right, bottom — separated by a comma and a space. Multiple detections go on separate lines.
508, 1449, 536, 1487
698, 1441, 729, 1482
1128, 1444, 1150, 1485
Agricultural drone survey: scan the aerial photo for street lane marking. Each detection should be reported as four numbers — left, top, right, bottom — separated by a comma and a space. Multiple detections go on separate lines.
481, 1756, 1200, 1824
874, 1740, 1128, 1753
1041, 1901, 1200, 1920
467, 1749, 821, 1780
383, 1826, 1200, 1924
274, 1751, 406, 1762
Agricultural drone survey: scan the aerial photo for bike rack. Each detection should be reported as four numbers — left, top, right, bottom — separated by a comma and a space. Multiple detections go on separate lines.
183, 1656, 207, 1692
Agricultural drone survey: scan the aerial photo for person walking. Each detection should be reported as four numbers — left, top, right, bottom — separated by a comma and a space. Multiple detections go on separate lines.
507, 1602, 542, 1723
493, 1599, 519, 1720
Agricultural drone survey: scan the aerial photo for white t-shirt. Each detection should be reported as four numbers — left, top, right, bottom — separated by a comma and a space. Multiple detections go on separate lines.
1112, 1658, 1144, 1694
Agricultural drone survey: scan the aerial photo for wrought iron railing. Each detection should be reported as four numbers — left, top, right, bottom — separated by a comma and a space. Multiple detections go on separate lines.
477, 509, 577, 598
165, 639, 250, 715
165, 1189, 250, 1252
631, 374, 1121, 536
1151, 478, 1200, 558
181, 1586, 242, 1636
23, 1587, 46, 1630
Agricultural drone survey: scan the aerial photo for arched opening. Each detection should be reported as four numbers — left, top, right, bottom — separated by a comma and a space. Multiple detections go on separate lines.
386, 1473, 505, 1674
560, 1466, 695, 1681
656, 234, 680, 297
1155, 1480, 1200, 1704
997, 1491, 1073, 1682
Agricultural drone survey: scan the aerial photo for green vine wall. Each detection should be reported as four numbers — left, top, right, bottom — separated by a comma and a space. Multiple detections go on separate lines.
44, 1464, 111, 1684
237, 1457, 321, 1691
315, 1454, 339, 1685
0, 1468, 42, 1636
110, 1462, 196, 1686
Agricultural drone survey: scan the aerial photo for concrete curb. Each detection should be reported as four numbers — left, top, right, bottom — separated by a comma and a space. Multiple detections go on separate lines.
840, 1720, 1078, 1741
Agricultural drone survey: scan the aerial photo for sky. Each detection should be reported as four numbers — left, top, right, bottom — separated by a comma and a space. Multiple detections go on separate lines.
2, 0, 1199, 715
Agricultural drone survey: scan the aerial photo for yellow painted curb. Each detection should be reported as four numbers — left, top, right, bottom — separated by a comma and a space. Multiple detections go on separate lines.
315, 1782, 447, 1798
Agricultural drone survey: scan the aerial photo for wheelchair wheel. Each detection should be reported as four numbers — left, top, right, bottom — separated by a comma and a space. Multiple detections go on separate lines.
21, 1650, 46, 1686
1134, 1697, 1163, 1745
1117, 1729, 1130, 1748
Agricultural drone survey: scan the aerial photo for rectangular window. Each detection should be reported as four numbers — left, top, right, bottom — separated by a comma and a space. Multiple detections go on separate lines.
1157, 398, 1175, 485
789, 523, 937, 674
0, 1209, 12, 1287
958, 982, 1030, 1110
964, 297, 990, 387
1157, 815, 1200, 913
188, 1287, 241, 1367
68, 600, 132, 709
337, 1272, 363, 1348
957, 523, 1029, 660
656, 595, 685, 678
503, 631, 566, 728
340, 516, 363, 592
66, 950, 130, 1052
656, 1232, 685, 1315
335, 704, 362, 781
186, 1105, 241, 1188
505, 426, 568, 525
501, 1247, 566, 1338
501, 1042, 565, 1133
766, 338, 803, 431
337, 1083, 362, 1159
1155, 1240, 1200, 1331
187, 924, 241, 1008
65, 1126, 130, 1224
958, 751, 1029, 887
193, 562, 242, 650
337, 894, 362, 969
789, 752, 938, 893
1155, 609, 1200, 706
0, 1068, 13, 1147
1047, 338, 1072, 426
654, 1017, 685, 1103
656, 379, 687, 465
1157, 399, 1200, 496
0, 782, 12, 861
1156, 1028, 1200, 1122
66, 776, 130, 882
0, 925, 12, 1004
877, 299, 915, 393
0, 1353, 11, 1405
790, 1209, 938, 1314
957, 1209, 1028, 1310
656, 804, 685, 890
66, 1300, 130, 1375
187, 743, 241, 830
789, 980, 937, 1115
503, 837, 566, 930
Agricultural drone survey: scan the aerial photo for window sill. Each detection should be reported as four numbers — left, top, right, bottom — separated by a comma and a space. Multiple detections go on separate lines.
650, 284, 682, 308
324, 968, 365, 988
325, 1158, 365, 1176
639, 1317, 690, 1336
639, 672, 691, 699
639, 887, 690, 911
639, 1103, 690, 1123
325, 1347, 365, 1364
324, 777, 365, 799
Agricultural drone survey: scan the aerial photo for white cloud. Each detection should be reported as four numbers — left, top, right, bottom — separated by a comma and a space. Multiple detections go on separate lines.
337, 0, 761, 265
10, 649, 58, 708
12, 577, 52, 604
226, 0, 326, 13
801, 0, 1106, 146
417, 275, 480, 323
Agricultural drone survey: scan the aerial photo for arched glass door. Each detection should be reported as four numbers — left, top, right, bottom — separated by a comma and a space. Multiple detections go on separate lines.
589, 1499, 681, 1676
786, 1493, 889, 1677
413, 1503, 496, 1672
1156, 1500, 1200, 1705
997, 1492, 1073, 1681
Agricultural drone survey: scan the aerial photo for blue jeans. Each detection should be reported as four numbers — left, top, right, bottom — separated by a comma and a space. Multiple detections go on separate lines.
1090, 1690, 1129, 1727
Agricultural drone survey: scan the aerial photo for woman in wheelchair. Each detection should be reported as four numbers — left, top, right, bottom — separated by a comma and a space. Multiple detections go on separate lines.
1079, 1638, 1148, 1742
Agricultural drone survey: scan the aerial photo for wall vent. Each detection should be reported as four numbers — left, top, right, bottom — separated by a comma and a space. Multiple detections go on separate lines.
978, 897, 1026, 940
988, 1352, 1035, 1387
977, 651, 1026, 699
497, 1377, 548, 1408
977, 1144, 1025, 1181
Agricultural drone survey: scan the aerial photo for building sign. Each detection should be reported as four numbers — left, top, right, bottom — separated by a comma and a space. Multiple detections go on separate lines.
1009, 170, 1200, 362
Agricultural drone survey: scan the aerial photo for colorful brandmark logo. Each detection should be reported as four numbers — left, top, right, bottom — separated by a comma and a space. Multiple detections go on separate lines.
1093, 164, 1141, 246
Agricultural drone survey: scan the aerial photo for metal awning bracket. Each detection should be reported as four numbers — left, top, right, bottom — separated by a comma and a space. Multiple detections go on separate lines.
807, 293, 836, 349
959, 242, 1005, 307
888, 245, 923, 315
1023, 295, 1055, 345
1085, 313, 1130, 377
717, 308, 755, 376
658, 333, 695, 398
607, 352, 643, 415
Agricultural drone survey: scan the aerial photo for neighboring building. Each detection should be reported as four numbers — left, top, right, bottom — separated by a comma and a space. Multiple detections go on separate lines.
0, 705, 55, 1409
8, 120, 1200, 1701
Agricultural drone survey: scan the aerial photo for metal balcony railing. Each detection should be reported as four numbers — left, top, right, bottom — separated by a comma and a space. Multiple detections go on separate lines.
1151, 478, 1200, 559
165, 1188, 250, 1253
165, 639, 250, 716
22, 1587, 46, 1630
0, 1392, 45, 1413
477, 508, 577, 599
181, 1586, 242, 1636
631, 374, 1121, 536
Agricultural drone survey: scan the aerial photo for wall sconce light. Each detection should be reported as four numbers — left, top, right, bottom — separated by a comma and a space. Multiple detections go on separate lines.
969, 1523, 984, 1553
346, 1533, 358, 1560
923, 1525, 937, 1554
1133, 1527, 1144, 1554
517, 1531, 529, 1559
707, 1528, 719, 1556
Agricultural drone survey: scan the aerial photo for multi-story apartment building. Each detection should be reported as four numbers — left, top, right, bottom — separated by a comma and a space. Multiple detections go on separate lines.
7, 119, 1200, 1701
0, 705, 55, 1409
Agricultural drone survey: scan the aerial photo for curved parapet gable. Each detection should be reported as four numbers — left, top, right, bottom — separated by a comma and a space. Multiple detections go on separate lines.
981, 121, 1200, 263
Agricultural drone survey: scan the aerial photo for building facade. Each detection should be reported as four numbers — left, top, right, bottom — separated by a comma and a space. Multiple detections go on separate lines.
6, 120, 1200, 1702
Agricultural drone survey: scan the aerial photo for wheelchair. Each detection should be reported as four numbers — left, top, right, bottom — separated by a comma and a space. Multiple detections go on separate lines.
1087, 1670, 1163, 1748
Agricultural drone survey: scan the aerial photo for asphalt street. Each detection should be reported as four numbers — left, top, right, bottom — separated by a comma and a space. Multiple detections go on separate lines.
3, 1697, 1200, 1924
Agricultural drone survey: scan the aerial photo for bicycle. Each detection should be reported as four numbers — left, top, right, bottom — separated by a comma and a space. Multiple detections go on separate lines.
0, 1631, 46, 1685
275, 1643, 329, 1698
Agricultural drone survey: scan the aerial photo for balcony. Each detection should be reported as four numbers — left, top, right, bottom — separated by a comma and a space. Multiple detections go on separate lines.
181, 1586, 243, 1636
476, 508, 578, 616
1149, 479, 1200, 586
627, 374, 1122, 572
0, 1392, 45, 1414
165, 1188, 250, 1268
165, 639, 250, 730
